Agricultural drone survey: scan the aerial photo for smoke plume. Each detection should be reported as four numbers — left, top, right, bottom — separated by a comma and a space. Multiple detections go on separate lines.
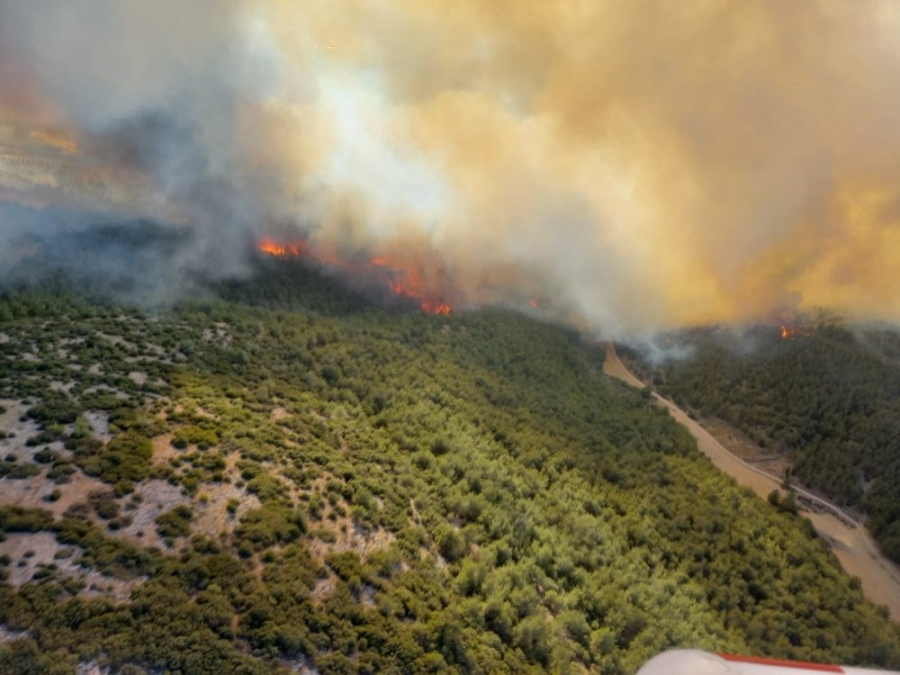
2, 1, 900, 334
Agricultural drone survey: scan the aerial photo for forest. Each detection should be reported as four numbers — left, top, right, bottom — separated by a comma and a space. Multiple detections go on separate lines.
0, 261, 898, 674
627, 324, 900, 564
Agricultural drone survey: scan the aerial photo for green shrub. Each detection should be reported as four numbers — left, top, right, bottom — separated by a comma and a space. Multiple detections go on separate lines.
28, 398, 81, 425
155, 505, 193, 539
55, 517, 154, 578
88, 491, 121, 520
235, 506, 306, 551
33, 448, 59, 464
172, 425, 220, 450
324, 551, 363, 582
0, 463, 41, 479
26, 430, 60, 447
0, 506, 54, 533
72, 431, 152, 488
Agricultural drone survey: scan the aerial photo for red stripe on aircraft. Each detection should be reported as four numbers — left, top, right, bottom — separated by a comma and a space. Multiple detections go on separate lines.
718, 653, 844, 672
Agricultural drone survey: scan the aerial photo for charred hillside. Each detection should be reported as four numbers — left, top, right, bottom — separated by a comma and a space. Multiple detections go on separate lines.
0, 264, 898, 674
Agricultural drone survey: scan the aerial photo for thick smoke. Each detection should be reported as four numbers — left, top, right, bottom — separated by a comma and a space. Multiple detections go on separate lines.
1, 1, 900, 334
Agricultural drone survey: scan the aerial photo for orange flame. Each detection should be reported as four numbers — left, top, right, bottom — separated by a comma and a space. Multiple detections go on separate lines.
781, 324, 811, 339
257, 236, 452, 315
258, 236, 308, 258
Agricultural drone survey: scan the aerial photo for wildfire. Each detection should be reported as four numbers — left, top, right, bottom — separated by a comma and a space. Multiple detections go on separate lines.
256, 236, 452, 315
422, 300, 452, 316
781, 325, 811, 339
258, 236, 308, 258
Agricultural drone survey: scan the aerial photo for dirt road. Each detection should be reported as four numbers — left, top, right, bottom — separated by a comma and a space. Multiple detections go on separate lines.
603, 343, 900, 619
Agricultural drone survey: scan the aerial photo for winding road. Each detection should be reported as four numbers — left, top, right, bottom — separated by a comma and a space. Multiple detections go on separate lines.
603, 343, 900, 619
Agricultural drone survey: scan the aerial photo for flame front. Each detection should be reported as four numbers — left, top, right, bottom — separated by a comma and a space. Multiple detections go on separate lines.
257, 237, 452, 315
258, 236, 308, 258
781, 325, 811, 339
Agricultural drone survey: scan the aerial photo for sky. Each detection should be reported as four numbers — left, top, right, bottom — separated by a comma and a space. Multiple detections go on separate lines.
1, 0, 900, 335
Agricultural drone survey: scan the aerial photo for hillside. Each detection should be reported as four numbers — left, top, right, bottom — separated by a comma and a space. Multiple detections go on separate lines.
1, 262, 899, 674
626, 325, 900, 565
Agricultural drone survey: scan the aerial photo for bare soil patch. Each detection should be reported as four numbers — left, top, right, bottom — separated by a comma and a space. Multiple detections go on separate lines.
84, 411, 112, 443
50, 380, 76, 393
307, 519, 395, 566
0, 399, 42, 455
128, 371, 147, 386
0, 532, 61, 587
0, 532, 137, 603
118, 480, 189, 549
96, 332, 137, 350
702, 417, 793, 480
151, 433, 178, 464
193, 481, 260, 538
0, 625, 28, 643
0, 469, 108, 517
83, 384, 128, 400
312, 574, 337, 602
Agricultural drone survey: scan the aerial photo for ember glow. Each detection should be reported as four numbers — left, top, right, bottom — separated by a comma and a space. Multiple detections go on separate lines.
257, 237, 452, 315
781, 325, 812, 339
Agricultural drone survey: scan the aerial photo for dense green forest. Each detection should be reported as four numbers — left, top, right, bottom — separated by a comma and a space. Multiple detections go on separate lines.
0, 262, 898, 674
626, 324, 900, 563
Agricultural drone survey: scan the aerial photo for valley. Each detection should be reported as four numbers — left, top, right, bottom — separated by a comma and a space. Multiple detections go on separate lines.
604, 343, 900, 620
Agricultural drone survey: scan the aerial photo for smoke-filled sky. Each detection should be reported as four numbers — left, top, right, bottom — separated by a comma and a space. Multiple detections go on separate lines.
1, 0, 900, 334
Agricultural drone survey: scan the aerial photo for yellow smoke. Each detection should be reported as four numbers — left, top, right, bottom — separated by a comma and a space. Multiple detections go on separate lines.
4, 0, 900, 332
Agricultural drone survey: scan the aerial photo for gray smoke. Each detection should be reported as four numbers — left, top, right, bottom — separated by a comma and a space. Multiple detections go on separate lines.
2, 1, 900, 334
